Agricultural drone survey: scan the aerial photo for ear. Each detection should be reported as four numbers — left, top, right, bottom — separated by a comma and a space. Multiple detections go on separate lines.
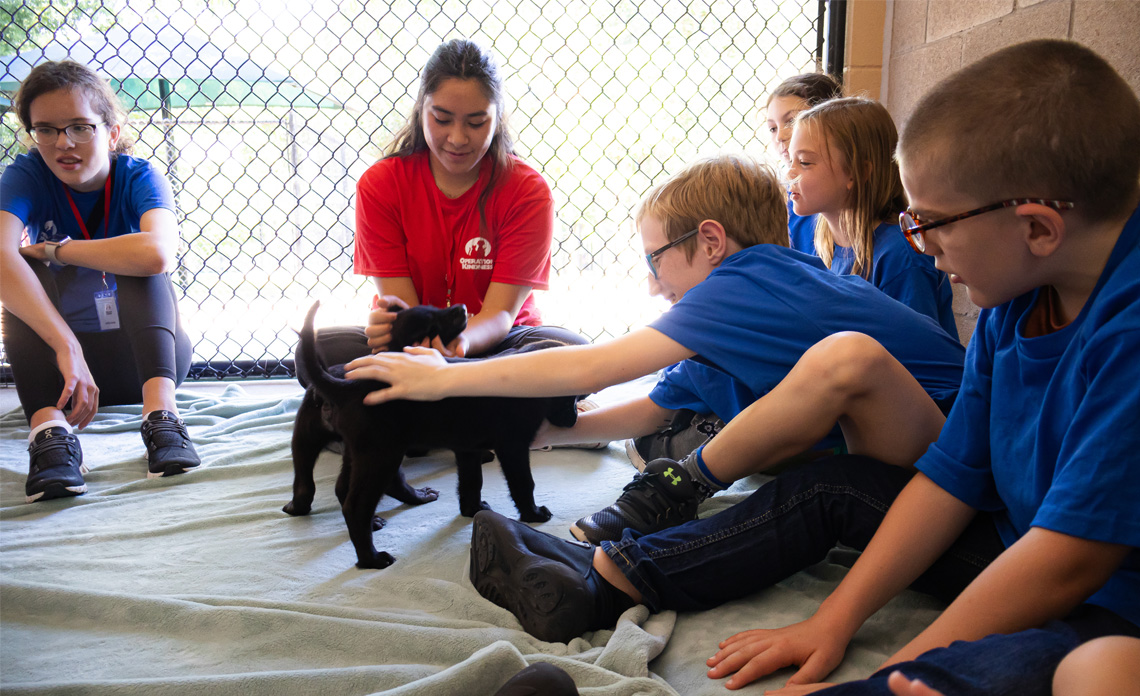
1016, 203, 1066, 258
696, 220, 733, 266
106, 123, 121, 151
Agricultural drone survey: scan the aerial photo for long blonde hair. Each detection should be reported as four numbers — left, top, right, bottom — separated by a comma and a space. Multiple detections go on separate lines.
796, 97, 906, 278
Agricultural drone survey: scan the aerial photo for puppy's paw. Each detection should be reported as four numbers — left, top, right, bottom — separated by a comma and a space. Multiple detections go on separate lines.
283, 500, 311, 517
519, 505, 552, 523
460, 499, 493, 518
372, 515, 387, 531
407, 486, 440, 504
356, 551, 396, 569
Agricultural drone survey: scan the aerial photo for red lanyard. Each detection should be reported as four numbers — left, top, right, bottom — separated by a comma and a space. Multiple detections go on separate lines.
61, 165, 114, 241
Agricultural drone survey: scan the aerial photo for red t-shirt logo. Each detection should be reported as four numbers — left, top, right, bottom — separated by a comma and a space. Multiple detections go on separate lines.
462, 237, 494, 270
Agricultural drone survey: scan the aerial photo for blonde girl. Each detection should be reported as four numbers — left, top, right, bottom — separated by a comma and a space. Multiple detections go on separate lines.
787, 96, 956, 337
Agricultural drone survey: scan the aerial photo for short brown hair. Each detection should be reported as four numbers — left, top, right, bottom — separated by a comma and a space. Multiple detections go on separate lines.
637, 154, 789, 255
14, 60, 134, 155
898, 40, 1140, 223
797, 97, 907, 278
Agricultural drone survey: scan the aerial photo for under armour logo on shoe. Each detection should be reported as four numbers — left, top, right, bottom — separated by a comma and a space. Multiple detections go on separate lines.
662, 467, 681, 486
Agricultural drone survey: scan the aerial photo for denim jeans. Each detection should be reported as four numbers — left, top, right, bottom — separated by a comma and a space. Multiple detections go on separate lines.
603, 454, 1003, 613
822, 605, 1140, 695
601, 454, 1138, 695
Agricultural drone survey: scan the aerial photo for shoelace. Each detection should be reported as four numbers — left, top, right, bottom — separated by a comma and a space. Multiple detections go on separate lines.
144, 418, 190, 447
616, 471, 692, 522
28, 435, 78, 472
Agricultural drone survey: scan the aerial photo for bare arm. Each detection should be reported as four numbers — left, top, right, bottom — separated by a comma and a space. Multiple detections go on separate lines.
709, 473, 1132, 690
883, 526, 1131, 666
533, 395, 674, 448
0, 211, 98, 427
455, 281, 532, 357
18, 208, 179, 277
346, 326, 695, 403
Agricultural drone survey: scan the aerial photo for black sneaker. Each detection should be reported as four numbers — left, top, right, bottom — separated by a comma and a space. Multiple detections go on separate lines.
624, 409, 724, 472
25, 427, 88, 503
141, 411, 201, 478
570, 458, 701, 544
470, 510, 604, 643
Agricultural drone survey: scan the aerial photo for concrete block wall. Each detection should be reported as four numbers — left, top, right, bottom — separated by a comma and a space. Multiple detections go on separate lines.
880, 0, 1140, 345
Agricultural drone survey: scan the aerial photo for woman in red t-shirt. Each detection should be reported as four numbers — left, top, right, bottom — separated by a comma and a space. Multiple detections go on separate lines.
319, 38, 586, 367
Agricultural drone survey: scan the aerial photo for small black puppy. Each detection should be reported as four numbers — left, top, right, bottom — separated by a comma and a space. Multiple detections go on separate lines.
285, 302, 580, 569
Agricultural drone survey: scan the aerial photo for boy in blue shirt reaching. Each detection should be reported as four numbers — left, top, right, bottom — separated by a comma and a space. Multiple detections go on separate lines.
458, 39, 1140, 694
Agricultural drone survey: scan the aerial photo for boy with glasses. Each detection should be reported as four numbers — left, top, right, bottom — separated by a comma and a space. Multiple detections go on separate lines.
464, 40, 1140, 694
346, 155, 965, 543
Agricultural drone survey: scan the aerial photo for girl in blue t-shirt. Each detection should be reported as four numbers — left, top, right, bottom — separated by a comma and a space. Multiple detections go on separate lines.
762, 73, 843, 253
0, 60, 200, 503
787, 96, 957, 337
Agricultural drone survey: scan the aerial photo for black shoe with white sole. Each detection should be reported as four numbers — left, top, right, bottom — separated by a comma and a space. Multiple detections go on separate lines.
142, 411, 201, 478
25, 427, 87, 503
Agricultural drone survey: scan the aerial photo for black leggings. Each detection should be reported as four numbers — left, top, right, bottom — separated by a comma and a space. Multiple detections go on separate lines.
304, 322, 589, 387
2, 257, 191, 422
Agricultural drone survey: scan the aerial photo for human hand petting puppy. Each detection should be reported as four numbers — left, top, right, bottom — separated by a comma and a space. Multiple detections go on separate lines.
364, 295, 410, 353
345, 348, 451, 404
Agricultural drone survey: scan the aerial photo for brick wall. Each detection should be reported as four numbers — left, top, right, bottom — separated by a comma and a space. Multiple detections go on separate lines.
881, 0, 1140, 344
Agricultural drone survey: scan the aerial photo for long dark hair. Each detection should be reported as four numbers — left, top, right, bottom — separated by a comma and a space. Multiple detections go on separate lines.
14, 60, 135, 155
386, 38, 515, 231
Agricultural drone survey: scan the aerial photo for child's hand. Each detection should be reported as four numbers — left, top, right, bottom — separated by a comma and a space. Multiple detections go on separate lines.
706, 615, 849, 690
345, 347, 449, 404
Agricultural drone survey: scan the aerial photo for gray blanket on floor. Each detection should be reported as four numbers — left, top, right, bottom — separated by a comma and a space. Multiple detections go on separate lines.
0, 382, 943, 694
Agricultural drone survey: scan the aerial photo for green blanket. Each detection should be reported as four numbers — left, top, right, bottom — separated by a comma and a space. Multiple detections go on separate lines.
0, 383, 942, 694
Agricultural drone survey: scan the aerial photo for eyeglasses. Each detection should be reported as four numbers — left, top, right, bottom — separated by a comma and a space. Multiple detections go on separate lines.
27, 123, 104, 146
645, 228, 699, 279
899, 199, 1075, 253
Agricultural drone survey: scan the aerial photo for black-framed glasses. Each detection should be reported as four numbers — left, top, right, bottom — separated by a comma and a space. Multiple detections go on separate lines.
899, 199, 1075, 253
645, 228, 699, 279
27, 123, 104, 146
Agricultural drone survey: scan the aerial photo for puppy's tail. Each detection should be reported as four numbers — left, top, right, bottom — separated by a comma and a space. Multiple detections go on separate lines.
298, 301, 376, 402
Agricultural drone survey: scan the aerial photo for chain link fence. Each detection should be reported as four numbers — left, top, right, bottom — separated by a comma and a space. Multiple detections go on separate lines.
2, 0, 835, 381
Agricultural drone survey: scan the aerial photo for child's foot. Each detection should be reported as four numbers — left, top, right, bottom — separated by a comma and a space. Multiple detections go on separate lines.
25, 427, 88, 503
470, 510, 613, 643
570, 458, 702, 543
141, 411, 201, 478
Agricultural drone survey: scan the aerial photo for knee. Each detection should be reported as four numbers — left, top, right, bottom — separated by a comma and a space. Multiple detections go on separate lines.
1052, 636, 1140, 696
797, 332, 895, 398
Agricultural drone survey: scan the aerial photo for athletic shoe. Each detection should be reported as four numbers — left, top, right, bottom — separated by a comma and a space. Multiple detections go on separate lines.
624, 409, 724, 472
570, 458, 700, 544
470, 510, 607, 643
25, 427, 88, 503
142, 410, 201, 478
538, 398, 609, 451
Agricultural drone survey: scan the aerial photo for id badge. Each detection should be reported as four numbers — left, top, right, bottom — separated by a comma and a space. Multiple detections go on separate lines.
94, 289, 121, 331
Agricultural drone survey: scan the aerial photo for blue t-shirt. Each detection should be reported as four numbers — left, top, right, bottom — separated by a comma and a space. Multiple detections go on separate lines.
916, 205, 1140, 627
647, 244, 965, 420
787, 201, 817, 254
1, 150, 175, 332
830, 222, 957, 339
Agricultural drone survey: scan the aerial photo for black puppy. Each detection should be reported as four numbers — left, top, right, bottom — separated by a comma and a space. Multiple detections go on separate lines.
285, 302, 580, 569
288, 303, 470, 518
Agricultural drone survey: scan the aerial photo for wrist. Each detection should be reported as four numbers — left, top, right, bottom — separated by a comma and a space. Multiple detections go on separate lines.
44, 237, 72, 266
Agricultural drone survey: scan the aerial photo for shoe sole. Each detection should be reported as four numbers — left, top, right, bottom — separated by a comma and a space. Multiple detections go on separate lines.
568, 523, 591, 543
26, 481, 87, 503
146, 462, 201, 479
470, 513, 586, 643
623, 439, 647, 472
